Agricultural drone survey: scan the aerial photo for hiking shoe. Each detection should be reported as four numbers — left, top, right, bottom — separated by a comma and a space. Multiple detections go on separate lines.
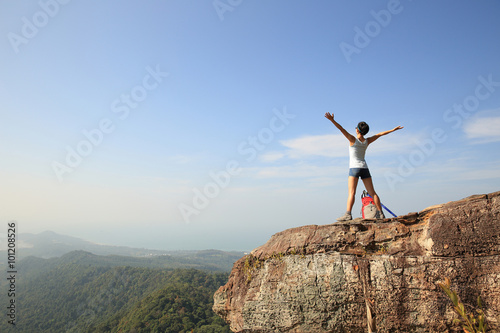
375, 210, 385, 219
337, 211, 352, 221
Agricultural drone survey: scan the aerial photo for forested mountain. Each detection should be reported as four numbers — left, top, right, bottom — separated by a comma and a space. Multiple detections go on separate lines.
0, 251, 232, 332
92, 271, 231, 333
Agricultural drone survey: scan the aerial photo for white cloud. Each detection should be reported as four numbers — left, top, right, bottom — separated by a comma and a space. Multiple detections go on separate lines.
278, 131, 419, 159
238, 162, 348, 191
253, 163, 343, 180
236, 131, 426, 188
280, 134, 346, 158
169, 153, 204, 164
464, 109, 500, 143
259, 151, 286, 162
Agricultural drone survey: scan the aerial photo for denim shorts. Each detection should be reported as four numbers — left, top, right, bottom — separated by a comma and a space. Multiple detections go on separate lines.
349, 168, 371, 179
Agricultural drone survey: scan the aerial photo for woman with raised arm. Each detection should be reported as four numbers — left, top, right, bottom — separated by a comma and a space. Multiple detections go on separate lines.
325, 112, 403, 221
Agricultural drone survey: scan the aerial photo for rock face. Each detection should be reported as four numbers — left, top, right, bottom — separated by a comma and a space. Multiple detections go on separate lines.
213, 191, 500, 332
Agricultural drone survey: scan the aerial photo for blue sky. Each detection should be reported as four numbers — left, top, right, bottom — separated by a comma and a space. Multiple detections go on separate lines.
1, 0, 499, 251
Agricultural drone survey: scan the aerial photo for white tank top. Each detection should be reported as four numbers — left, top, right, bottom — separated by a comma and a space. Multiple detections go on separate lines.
349, 138, 368, 168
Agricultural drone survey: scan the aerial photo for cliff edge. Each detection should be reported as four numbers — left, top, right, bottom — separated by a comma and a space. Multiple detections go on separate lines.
213, 191, 500, 332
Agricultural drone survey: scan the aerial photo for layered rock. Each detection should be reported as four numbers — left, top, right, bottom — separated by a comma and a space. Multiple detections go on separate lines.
213, 191, 500, 332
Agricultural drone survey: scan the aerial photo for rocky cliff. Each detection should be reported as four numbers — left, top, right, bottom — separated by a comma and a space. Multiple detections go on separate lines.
213, 191, 500, 332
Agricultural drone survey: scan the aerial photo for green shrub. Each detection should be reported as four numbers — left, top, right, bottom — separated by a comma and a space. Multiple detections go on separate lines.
437, 277, 487, 333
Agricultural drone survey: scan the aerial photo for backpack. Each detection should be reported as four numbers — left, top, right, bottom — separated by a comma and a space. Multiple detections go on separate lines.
361, 190, 377, 219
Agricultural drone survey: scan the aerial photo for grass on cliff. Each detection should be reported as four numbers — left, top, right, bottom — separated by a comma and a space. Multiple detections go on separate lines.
438, 277, 487, 333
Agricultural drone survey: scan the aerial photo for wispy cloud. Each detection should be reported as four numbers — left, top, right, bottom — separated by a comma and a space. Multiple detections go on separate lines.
169, 154, 204, 164
280, 134, 346, 158
259, 151, 286, 162
237, 161, 347, 189
274, 132, 420, 160
464, 109, 500, 143
241, 131, 424, 187
253, 163, 344, 180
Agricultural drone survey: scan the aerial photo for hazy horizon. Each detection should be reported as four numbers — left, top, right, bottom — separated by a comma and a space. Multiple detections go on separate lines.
1, 226, 261, 252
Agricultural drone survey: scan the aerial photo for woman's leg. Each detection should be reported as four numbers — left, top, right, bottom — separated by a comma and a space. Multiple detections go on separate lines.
347, 176, 359, 212
361, 177, 383, 211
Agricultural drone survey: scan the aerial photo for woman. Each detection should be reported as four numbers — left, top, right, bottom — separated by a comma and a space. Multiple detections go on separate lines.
325, 112, 403, 221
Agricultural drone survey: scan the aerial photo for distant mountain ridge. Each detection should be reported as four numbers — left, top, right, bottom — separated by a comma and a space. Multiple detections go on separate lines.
2, 230, 221, 258
0, 230, 245, 271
